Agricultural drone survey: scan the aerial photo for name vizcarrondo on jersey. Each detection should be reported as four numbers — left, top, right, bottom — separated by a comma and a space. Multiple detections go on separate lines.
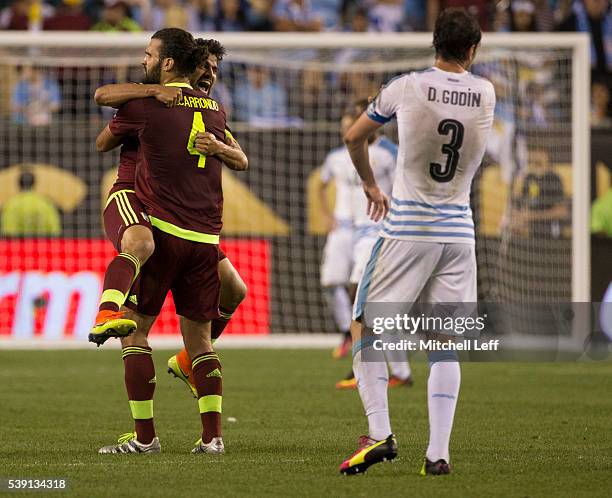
367, 67, 495, 244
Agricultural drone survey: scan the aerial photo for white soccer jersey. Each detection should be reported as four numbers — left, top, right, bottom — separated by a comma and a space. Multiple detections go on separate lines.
321, 138, 397, 232
352, 136, 397, 238
368, 67, 495, 244
320, 146, 360, 226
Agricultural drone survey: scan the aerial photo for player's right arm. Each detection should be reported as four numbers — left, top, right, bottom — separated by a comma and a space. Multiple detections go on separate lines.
194, 130, 248, 171
94, 83, 182, 108
344, 76, 405, 222
344, 115, 389, 222
97, 99, 146, 153
96, 124, 123, 152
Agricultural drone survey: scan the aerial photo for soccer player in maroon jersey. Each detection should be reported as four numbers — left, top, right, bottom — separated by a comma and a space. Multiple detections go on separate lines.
91, 39, 247, 399
94, 28, 234, 455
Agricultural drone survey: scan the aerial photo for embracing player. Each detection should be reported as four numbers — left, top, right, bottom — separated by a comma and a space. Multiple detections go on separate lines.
92, 28, 237, 455
90, 39, 247, 399
339, 9, 495, 475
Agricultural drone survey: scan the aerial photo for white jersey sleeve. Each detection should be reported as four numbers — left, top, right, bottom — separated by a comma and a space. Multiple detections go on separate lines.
367, 75, 408, 124
319, 152, 334, 184
319, 146, 359, 225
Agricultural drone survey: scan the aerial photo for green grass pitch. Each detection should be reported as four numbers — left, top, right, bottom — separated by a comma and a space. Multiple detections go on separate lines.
0, 349, 611, 497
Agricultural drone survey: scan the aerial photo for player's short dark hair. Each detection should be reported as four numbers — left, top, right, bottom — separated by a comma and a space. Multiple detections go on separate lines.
433, 9, 482, 64
152, 28, 206, 77
202, 38, 227, 62
19, 170, 35, 190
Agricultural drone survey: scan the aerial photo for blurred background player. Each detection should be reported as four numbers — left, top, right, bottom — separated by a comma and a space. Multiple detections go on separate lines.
318, 106, 358, 360
324, 99, 413, 389
339, 9, 495, 476
0, 169, 61, 237
512, 147, 568, 239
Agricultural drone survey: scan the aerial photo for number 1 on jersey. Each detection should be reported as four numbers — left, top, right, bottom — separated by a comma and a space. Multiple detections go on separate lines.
187, 111, 206, 168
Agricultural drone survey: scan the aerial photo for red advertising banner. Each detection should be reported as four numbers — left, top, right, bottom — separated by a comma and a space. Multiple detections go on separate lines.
0, 238, 270, 339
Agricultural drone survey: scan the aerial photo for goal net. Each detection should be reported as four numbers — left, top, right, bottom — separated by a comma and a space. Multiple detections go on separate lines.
0, 33, 590, 347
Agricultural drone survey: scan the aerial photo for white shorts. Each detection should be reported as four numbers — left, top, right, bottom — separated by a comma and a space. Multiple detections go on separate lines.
353, 238, 477, 320
350, 235, 377, 285
320, 226, 354, 286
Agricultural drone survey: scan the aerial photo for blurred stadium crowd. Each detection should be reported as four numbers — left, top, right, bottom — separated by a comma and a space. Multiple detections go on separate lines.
3, 1, 612, 126
0, 0, 607, 39
3, 0, 612, 120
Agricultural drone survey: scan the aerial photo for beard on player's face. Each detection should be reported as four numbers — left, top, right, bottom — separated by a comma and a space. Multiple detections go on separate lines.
142, 60, 162, 84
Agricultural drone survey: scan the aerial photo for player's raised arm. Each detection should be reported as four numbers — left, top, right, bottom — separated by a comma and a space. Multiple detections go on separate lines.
343, 113, 389, 222
94, 83, 182, 108
194, 131, 248, 171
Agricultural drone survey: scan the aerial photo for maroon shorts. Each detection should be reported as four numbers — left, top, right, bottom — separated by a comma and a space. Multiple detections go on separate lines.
125, 227, 220, 322
103, 188, 152, 251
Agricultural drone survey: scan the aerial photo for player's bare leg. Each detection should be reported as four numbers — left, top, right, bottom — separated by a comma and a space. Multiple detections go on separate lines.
90, 225, 155, 346
169, 257, 246, 396
99, 310, 160, 454
340, 318, 396, 475
181, 316, 224, 454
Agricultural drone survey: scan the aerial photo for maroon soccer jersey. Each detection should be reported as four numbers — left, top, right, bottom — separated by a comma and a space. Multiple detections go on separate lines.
109, 85, 226, 238
111, 137, 139, 192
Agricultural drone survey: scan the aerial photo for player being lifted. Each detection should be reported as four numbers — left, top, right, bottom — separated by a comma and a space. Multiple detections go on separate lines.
93, 28, 238, 455
339, 9, 495, 475
90, 38, 247, 398
318, 99, 412, 389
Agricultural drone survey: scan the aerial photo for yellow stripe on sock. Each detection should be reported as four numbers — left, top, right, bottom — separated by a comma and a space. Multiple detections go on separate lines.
99, 289, 125, 308
118, 252, 140, 271
118, 253, 141, 282
192, 354, 218, 370
129, 399, 153, 419
122, 347, 151, 354
198, 395, 222, 414
121, 347, 151, 359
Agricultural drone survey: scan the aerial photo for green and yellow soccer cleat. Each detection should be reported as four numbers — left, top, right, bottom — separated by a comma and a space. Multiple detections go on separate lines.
339, 434, 397, 475
167, 355, 198, 398
88, 310, 136, 347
